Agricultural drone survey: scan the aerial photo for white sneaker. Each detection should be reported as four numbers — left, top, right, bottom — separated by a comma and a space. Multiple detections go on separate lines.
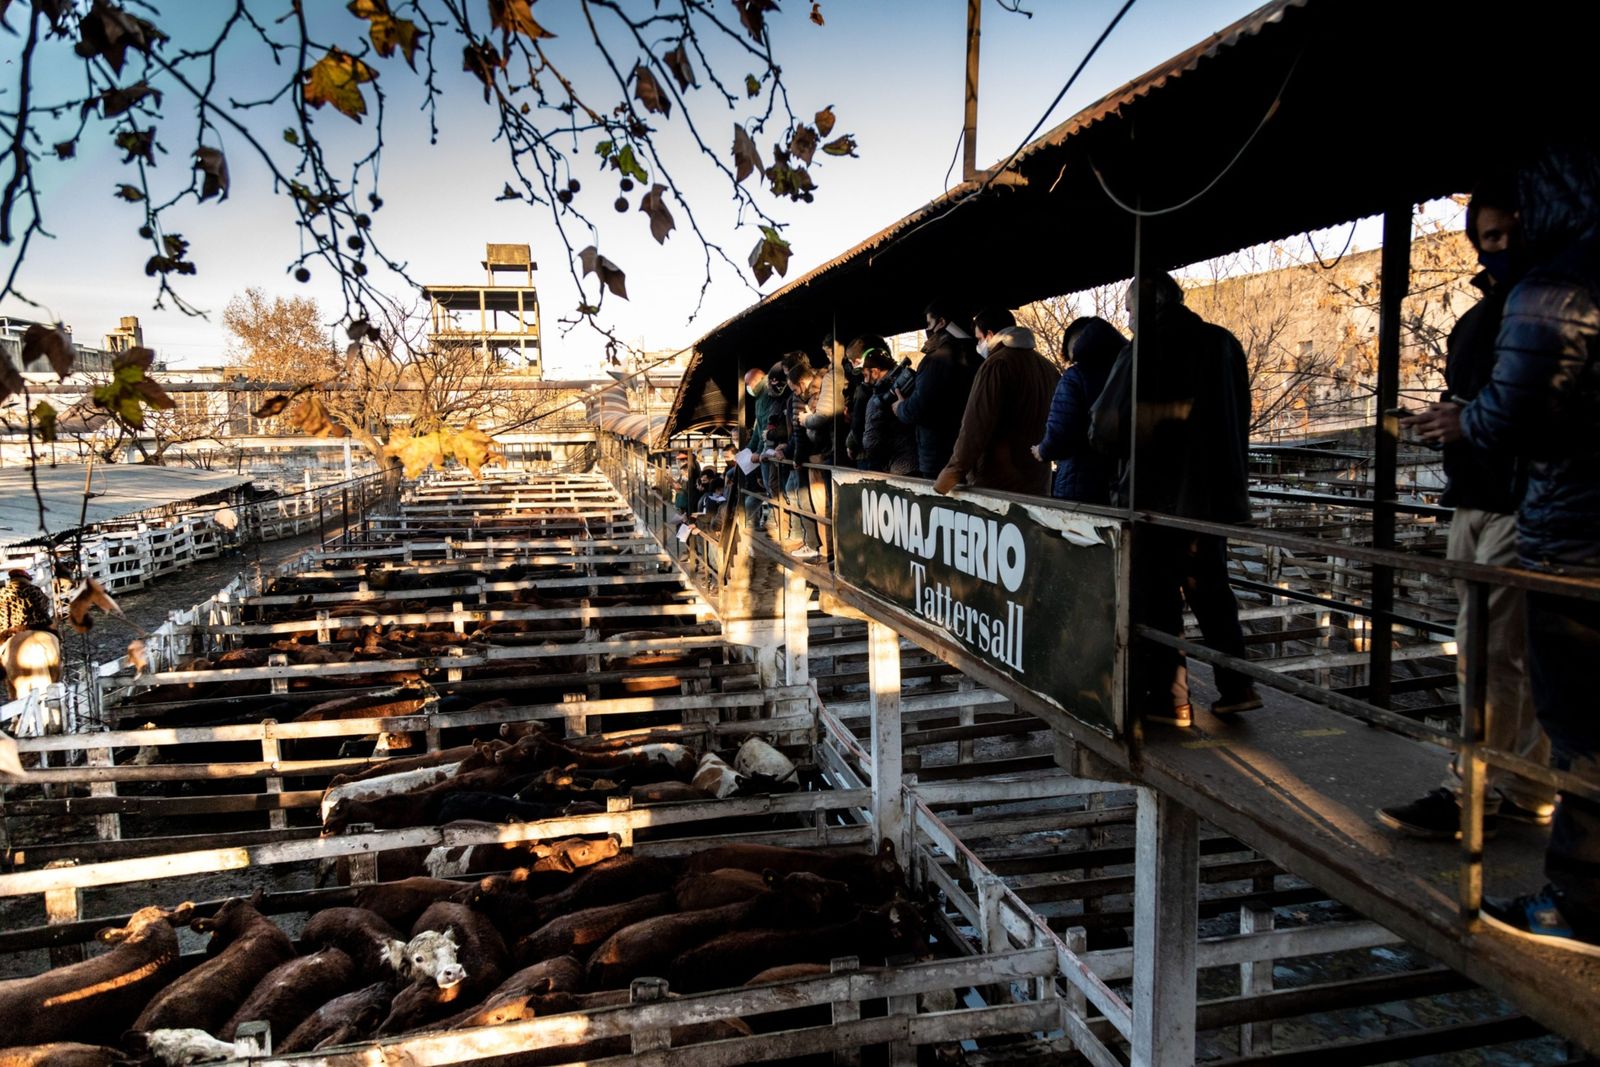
792, 546, 820, 562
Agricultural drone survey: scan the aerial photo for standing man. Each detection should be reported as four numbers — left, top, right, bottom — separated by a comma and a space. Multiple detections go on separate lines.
1409, 143, 1600, 948
894, 300, 978, 478
1381, 179, 1555, 840
1091, 273, 1262, 728
934, 307, 1060, 495
744, 367, 778, 534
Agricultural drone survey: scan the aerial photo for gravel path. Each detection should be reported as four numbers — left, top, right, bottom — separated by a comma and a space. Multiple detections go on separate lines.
71, 531, 328, 667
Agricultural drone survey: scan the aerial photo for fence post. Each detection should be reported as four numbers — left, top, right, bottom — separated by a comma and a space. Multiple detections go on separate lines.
44, 864, 83, 967
260, 718, 287, 831
87, 746, 121, 842
867, 619, 903, 852
1130, 787, 1199, 1067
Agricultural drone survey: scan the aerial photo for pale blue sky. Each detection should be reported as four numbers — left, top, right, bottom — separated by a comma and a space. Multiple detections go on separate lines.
2, 0, 1274, 375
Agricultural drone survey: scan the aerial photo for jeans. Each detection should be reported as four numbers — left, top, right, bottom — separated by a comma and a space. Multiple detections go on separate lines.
784, 468, 819, 551
1526, 589, 1600, 919
1131, 526, 1253, 712
1444, 509, 1552, 811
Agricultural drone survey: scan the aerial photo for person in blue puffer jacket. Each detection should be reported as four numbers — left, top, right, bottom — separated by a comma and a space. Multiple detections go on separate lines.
1407, 140, 1600, 950
1031, 317, 1125, 504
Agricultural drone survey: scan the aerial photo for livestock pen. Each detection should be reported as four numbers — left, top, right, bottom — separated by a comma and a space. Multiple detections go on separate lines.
0, 470, 1077, 1067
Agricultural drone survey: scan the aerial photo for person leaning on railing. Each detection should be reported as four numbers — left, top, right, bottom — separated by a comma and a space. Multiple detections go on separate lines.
776, 350, 826, 562
1409, 140, 1600, 951
1380, 177, 1556, 843
933, 307, 1060, 497
893, 299, 979, 479
1031, 316, 1125, 505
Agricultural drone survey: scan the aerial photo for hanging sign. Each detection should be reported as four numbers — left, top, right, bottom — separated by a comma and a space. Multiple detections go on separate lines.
833, 475, 1124, 735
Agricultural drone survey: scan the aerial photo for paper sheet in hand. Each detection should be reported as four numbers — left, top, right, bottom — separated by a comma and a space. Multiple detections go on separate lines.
676, 523, 692, 543
734, 448, 759, 474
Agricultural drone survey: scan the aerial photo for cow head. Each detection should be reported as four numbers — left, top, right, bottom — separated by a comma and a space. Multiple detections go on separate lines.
382, 928, 466, 989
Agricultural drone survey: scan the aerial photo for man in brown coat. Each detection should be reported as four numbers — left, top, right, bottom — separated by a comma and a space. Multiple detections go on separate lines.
934, 307, 1060, 495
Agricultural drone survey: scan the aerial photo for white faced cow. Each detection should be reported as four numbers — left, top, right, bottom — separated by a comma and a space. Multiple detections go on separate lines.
382, 928, 467, 990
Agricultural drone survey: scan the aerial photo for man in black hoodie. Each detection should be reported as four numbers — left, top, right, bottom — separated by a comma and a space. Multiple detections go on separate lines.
1380, 178, 1555, 841
1411, 142, 1600, 949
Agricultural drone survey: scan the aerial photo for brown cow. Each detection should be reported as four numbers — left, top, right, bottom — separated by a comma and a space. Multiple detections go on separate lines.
681, 839, 903, 901
300, 908, 403, 982
669, 901, 925, 993
133, 894, 294, 1034
376, 903, 509, 1035
432, 955, 583, 1030
276, 981, 396, 1054
528, 854, 676, 925
586, 872, 851, 989
220, 946, 357, 1041
353, 878, 463, 930
0, 903, 192, 1048
0, 1045, 120, 1067
514, 892, 673, 967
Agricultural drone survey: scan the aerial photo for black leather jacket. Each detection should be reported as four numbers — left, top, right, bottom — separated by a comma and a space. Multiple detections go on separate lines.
1460, 239, 1600, 571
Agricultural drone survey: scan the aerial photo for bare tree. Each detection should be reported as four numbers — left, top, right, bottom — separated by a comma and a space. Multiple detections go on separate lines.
1015, 284, 1128, 368
0, 0, 863, 368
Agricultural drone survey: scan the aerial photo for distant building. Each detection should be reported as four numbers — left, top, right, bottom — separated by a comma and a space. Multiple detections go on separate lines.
0, 314, 156, 375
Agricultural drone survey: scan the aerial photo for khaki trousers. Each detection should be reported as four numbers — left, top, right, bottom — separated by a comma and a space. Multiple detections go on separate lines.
1447, 507, 1554, 811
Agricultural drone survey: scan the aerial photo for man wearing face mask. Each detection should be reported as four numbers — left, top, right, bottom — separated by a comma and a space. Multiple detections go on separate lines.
894, 299, 979, 478
934, 307, 1059, 495
1381, 177, 1555, 841
759, 364, 790, 539
744, 367, 777, 533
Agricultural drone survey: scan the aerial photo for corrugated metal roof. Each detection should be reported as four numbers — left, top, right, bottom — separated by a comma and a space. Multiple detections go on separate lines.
661, 0, 1593, 441
662, 0, 1307, 440
0, 465, 249, 546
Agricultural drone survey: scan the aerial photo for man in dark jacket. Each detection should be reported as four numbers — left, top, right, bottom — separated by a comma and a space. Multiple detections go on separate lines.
1033, 316, 1125, 504
1091, 273, 1261, 728
1380, 179, 1554, 841
934, 308, 1060, 495
1411, 142, 1600, 947
857, 346, 918, 475
894, 300, 978, 477
744, 368, 779, 533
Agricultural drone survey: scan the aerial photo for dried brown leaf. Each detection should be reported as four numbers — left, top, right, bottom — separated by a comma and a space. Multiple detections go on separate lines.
74, 0, 167, 75
69, 578, 123, 634
732, 124, 762, 184
732, 0, 778, 43
788, 124, 818, 166
462, 40, 504, 102
814, 106, 836, 137
822, 134, 858, 157
194, 146, 229, 202
254, 394, 292, 419
489, 0, 554, 39
632, 63, 670, 118
638, 183, 675, 244
663, 43, 696, 92
810, 2, 825, 25
579, 246, 628, 301
21, 323, 74, 378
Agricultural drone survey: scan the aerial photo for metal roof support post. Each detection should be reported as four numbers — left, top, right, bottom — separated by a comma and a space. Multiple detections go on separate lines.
1127, 206, 1150, 745
1369, 205, 1411, 708
867, 617, 904, 853
962, 0, 981, 182
1130, 785, 1198, 1067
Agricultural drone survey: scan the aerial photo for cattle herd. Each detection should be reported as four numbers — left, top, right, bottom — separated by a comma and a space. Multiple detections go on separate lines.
0, 839, 926, 1066
0, 482, 942, 1066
